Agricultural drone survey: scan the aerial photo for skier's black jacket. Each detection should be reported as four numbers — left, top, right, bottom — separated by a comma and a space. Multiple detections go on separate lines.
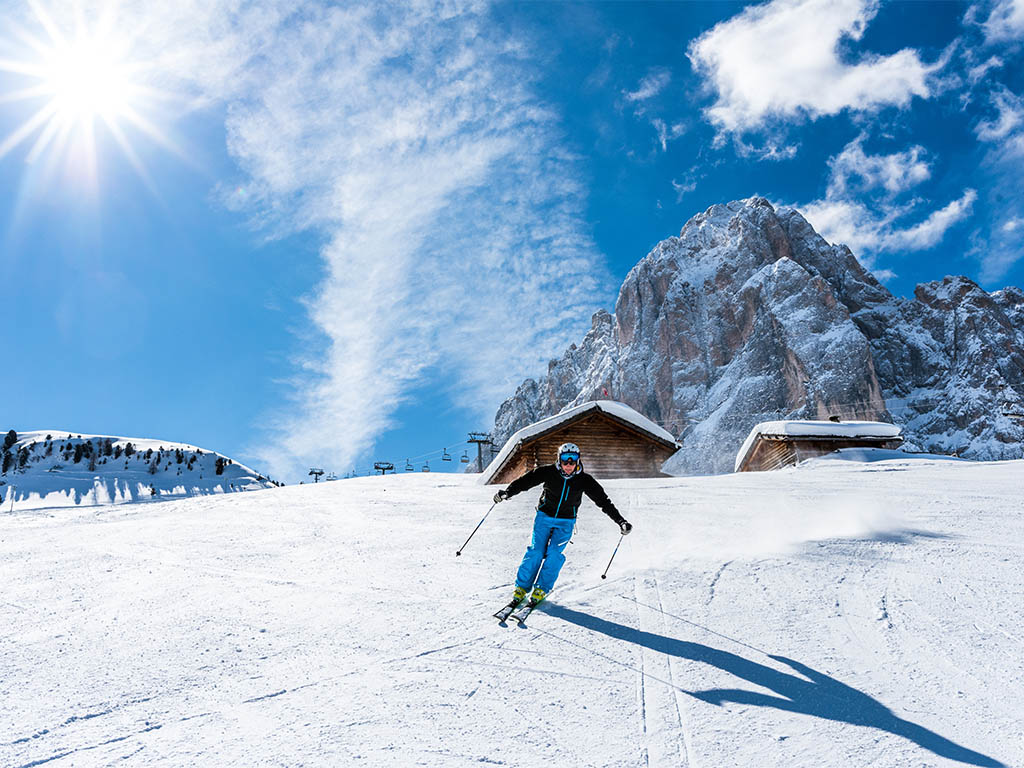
504, 463, 624, 523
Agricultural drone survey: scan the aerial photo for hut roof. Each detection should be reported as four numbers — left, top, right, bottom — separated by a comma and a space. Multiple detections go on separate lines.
480, 400, 679, 484
734, 420, 903, 472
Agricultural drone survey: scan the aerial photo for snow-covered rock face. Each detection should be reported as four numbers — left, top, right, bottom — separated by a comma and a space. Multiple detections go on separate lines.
492, 198, 1024, 474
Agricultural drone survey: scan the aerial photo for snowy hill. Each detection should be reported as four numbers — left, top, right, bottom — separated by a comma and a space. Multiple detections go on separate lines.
0, 430, 277, 510
2, 458, 1020, 766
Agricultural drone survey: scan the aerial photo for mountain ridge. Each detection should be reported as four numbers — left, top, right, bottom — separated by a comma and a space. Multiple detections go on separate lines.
492, 197, 1024, 474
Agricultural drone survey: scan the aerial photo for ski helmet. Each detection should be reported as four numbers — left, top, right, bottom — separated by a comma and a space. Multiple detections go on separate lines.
557, 442, 580, 463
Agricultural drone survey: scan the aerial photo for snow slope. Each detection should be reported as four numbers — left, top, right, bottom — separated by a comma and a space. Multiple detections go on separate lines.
0, 431, 276, 510
1, 459, 1021, 767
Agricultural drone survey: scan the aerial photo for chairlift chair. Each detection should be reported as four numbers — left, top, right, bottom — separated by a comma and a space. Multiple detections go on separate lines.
405, 459, 414, 471
460, 451, 469, 463
442, 448, 452, 462
422, 461, 430, 472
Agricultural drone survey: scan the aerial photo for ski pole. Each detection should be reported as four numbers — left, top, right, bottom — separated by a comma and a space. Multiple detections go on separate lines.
601, 533, 625, 579
456, 501, 497, 557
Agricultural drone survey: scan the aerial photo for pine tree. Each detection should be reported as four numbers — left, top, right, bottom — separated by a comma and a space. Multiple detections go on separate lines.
124, 442, 135, 457
3, 430, 17, 451
2, 450, 11, 474
73, 443, 84, 463
215, 457, 225, 475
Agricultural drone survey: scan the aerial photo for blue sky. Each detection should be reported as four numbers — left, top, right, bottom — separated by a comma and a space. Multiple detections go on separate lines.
1, 0, 1022, 483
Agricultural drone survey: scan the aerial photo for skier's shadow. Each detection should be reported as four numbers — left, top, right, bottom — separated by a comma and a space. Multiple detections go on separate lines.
544, 603, 1003, 767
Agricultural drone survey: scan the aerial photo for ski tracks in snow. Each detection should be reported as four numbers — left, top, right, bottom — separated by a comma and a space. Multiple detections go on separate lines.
630, 490, 694, 768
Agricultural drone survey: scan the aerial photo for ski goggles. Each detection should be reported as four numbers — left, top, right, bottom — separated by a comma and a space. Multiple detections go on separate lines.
559, 453, 579, 464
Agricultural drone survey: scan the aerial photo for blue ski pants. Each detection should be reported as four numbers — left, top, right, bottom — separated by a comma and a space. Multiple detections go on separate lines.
516, 510, 575, 593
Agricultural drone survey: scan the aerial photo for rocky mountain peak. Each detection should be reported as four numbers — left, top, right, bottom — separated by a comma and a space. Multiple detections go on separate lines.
492, 199, 1024, 474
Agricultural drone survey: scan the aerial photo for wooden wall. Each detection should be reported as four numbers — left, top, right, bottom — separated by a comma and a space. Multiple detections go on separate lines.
490, 413, 676, 484
739, 436, 903, 472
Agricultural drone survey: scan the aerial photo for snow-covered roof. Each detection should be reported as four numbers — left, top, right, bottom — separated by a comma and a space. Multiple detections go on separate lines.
734, 420, 903, 472
480, 400, 679, 484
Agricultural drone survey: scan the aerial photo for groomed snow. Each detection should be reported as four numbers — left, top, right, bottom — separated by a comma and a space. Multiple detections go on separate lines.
482, 400, 679, 483
735, 420, 903, 472
2, 456, 1020, 766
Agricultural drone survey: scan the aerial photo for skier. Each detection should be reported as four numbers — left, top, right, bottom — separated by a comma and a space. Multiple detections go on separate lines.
492, 442, 632, 609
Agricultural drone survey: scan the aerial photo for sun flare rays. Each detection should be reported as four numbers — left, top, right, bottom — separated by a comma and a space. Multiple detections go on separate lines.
0, 1, 177, 186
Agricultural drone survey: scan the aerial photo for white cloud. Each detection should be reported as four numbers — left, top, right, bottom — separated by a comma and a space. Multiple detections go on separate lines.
799, 189, 977, 259
796, 136, 976, 263
967, 55, 1004, 85
798, 198, 892, 259
883, 190, 978, 250
872, 268, 897, 282
972, 97, 1024, 282
826, 134, 931, 197
26, 1, 612, 479
981, 0, 1024, 42
688, 0, 936, 135
651, 118, 685, 151
623, 69, 671, 103
975, 87, 1024, 141
671, 176, 697, 202
227, 10, 613, 478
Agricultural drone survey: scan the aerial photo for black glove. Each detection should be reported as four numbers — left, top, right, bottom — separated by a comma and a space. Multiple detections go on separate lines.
493, 490, 509, 504
619, 520, 633, 535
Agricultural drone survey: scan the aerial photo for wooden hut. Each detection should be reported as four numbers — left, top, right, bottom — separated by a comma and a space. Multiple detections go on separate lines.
734, 420, 903, 472
481, 400, 680, 485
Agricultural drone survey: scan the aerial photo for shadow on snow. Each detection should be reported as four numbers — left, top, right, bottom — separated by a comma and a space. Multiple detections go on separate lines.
544, 603, 1003, 768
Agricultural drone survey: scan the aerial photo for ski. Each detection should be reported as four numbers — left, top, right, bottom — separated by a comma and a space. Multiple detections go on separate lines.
494, 598, 524, 623
510, 598, 541, 625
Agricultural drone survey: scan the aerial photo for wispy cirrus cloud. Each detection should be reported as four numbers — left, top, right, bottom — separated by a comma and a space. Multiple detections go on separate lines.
623, 68, 670, 104
221, 5, 613, 478
979, 0, 1024, 43
30, 0, 613, 479
651, 118, 685, 152
688, 0, 939, 143
974, 86, 1024, 141
971, 84, 1024, 281
623, 68, 685, 152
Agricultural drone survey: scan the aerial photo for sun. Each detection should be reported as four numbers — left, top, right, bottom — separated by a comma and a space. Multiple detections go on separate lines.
42, 37, 134, 124
0, 3, 173, 183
